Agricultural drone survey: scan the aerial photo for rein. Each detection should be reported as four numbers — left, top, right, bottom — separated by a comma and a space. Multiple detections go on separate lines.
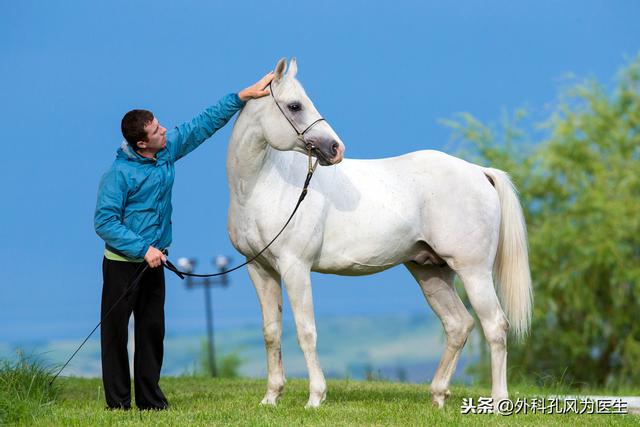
163, 81, 324, 279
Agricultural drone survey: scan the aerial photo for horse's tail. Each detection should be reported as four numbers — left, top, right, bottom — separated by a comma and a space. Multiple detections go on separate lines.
483, 167, 532, 341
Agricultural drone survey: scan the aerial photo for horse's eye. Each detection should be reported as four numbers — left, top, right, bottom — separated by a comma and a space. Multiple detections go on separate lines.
288, 103, 301, 112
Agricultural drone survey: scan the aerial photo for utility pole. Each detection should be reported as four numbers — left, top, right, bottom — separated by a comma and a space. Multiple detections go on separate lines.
177, 255, 230, 377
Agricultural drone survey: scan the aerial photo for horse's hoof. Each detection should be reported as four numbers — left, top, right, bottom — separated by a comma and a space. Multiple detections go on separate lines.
304, 400, 321, 409
305, 391, 326, 409
432, 395, 446, 409
493, 396, 509, 413
260, 394, 279, 406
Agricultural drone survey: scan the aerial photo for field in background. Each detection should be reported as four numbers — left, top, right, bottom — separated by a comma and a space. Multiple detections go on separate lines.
1, 313, 478, 383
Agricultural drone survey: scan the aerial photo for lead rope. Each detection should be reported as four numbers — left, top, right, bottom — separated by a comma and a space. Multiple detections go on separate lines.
163, 81, 324, 279
51, 84, 324, 383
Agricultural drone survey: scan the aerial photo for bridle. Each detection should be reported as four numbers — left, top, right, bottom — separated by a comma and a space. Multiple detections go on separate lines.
268, 80, 327, 155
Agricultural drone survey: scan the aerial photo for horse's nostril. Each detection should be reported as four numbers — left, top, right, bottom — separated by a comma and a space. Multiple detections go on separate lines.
331, 142, 339, 156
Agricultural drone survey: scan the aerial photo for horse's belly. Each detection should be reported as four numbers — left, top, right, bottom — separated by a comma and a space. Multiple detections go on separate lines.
313, 240, 413, 275
312, 208, 419, 275
313, 259, 397, 276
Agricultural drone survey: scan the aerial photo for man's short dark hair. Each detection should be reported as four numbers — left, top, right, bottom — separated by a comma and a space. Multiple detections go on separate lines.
121, 109, 154, 149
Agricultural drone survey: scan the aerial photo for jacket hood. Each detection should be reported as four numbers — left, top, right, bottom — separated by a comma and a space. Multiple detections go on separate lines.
116, 141, 155, 164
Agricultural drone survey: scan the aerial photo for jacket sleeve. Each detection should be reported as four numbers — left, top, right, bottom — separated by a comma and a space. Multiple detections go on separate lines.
166, 93, 245, 161
94, 167, 149, 259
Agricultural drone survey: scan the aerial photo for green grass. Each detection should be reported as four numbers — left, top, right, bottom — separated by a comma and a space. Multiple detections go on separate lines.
0, 353, 59, 425
4, 377, 635, 426
0, 356, 637, 426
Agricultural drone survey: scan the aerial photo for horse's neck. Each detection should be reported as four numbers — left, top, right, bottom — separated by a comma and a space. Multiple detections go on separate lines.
227, 102, 314, 205
227, 119, 262, 202
227, 105, 283, 200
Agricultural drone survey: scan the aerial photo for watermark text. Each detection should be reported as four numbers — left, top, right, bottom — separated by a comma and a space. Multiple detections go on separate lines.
460, 397, 629, 415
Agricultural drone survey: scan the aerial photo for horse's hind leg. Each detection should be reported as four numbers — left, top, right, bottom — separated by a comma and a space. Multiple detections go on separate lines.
456, 267, 509, 406
246, 262, 285, 406
404, 263, 475, 408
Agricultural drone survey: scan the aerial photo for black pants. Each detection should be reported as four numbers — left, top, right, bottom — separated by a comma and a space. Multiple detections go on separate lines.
100, 257, 168, 410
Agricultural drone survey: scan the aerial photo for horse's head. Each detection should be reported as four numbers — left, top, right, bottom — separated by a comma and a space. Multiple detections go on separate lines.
259, 57, 344, 166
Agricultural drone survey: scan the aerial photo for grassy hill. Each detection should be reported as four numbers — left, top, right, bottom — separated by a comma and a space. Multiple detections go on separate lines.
7, 377, 639, 426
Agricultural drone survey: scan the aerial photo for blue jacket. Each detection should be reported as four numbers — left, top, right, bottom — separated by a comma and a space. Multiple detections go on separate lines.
94, 93, 245, 260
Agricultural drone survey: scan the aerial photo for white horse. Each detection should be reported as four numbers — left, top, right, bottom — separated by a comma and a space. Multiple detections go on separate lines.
226, 58, 532, 409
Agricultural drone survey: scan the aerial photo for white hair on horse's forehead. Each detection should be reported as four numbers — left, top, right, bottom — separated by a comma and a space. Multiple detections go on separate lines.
273, 74, 306, 100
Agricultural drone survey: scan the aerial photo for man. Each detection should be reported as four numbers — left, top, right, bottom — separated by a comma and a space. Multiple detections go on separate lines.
94, 72, 274, 410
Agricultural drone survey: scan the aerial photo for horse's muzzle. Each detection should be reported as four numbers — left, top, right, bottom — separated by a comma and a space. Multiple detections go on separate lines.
311, 139, 344, 166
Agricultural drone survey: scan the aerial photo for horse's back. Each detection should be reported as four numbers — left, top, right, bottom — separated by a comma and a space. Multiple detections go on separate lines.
340, 149, 479, 176
328, 149, 488, 198
311, 149, 499, 274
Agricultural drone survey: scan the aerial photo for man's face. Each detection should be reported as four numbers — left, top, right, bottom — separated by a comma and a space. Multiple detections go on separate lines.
137, 117, 167, 153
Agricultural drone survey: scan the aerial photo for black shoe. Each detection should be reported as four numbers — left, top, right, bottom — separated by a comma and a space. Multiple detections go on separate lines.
137, 404, 168, 411
105, 403, 131, 411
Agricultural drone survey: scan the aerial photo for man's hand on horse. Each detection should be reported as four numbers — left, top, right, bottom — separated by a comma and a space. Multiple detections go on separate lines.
238, 72, 275, 101
144, 246, 166, 268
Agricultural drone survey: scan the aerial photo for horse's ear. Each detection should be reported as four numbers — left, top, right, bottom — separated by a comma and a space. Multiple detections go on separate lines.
274, 57, 287, 82
287, 57, 297, 79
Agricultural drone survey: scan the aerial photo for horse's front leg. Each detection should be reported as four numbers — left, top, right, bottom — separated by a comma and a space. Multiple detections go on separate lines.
281, 263, 326, 408
246, 262, 285, 406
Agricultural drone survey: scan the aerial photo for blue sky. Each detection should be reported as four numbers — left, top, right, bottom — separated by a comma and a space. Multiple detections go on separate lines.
1, 1, 639, 343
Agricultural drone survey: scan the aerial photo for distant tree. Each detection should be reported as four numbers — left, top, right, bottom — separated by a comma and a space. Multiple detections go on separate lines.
446, 56, 640, 387
198, 339, 242, 378
218, 353, 242, 379
396, 366, 408, 383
